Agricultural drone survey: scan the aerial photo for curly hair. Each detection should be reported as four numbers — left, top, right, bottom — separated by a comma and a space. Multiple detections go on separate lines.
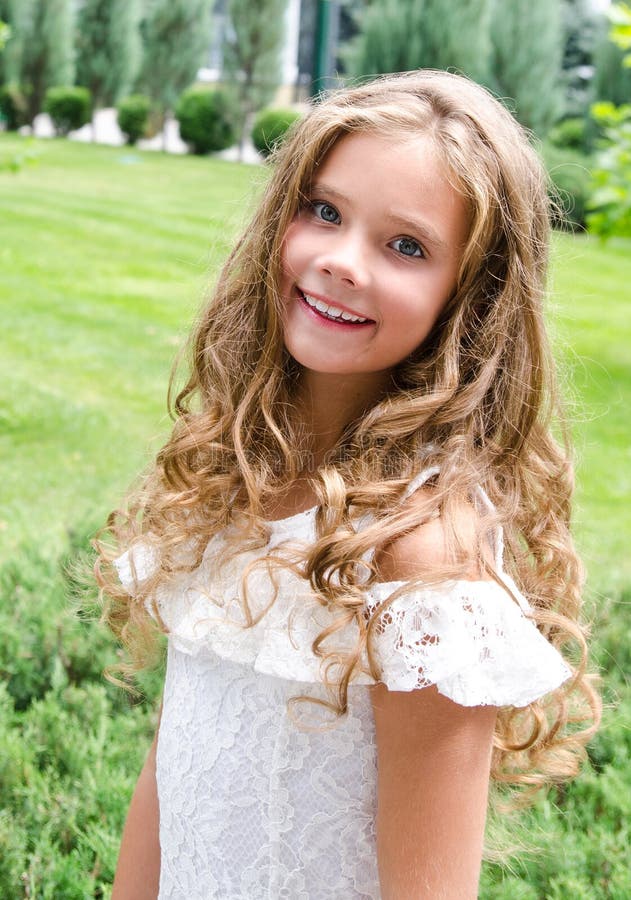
96, 70, 600, 793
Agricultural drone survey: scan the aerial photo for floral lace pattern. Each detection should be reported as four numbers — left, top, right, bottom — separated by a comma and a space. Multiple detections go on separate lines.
157, 646, 380, 899
115, 485, 572, 898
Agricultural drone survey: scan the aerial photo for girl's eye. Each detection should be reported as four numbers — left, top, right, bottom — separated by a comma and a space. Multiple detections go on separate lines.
311, 201, 340, 224
391, 237, 424, 258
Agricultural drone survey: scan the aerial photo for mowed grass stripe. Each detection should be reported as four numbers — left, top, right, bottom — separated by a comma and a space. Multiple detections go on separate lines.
1, 136, 258, 554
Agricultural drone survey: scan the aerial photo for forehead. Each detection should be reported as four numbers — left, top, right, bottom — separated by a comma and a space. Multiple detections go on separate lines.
309, 131, 469, 247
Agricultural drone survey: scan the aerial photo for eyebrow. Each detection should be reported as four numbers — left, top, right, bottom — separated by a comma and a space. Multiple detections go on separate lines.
309, 181, 450, 252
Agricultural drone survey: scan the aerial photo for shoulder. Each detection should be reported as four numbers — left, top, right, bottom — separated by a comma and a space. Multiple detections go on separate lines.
373, 486, 483, 583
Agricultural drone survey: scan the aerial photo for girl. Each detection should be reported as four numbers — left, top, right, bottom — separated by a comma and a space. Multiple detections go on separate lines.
98, 70, 599, 899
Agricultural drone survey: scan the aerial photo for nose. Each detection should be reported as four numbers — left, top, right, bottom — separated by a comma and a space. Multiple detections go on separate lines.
317, 231, 371, 290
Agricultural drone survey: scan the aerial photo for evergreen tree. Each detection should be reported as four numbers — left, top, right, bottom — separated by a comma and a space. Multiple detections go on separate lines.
11, 0, 75, 123
136, 0, 213, 126
560, 0, 601, 117
0, 0, 10, 84
344, 0, 492, 86
0, 0, 24, 87
489, 0, 564, 135
592, 21, 631, 107
222, 0, 288, 150
75, 0, 142, 115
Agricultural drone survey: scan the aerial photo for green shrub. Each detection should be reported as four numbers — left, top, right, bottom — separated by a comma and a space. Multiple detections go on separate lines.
44, 86, 91, 137
548, 117, 588, 152
0, 534, 160, 897
0, 83, 27, 131
117, 94, 152, 145
587, 101, 631, 240
175, 87, 236, 155
542, 143, 592, 231
251, 107, 301, 157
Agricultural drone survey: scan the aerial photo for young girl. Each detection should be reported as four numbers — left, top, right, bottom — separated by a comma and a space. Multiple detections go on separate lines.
98, 70, 599, 899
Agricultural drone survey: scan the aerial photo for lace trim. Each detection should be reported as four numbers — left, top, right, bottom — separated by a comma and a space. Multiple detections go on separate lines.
115, 537, 571, 708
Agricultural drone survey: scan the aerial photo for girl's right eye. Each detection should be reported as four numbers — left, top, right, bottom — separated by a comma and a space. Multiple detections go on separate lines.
311, 201, 340, 224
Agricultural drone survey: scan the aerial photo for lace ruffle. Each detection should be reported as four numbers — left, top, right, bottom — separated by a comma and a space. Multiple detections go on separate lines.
115, 537, 571, 709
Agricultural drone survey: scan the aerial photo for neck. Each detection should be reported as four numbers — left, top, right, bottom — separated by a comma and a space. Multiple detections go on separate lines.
293, 369, 392, 464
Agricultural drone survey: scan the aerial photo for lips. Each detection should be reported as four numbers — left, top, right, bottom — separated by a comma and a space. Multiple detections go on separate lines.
299, 290, 375, 326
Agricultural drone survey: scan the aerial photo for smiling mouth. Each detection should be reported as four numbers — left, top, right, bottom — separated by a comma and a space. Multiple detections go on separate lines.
300, 291, 374, 325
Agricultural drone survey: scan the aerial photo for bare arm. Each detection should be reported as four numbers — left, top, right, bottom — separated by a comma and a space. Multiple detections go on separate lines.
371, 492, 497, 899
371, 684, 496, 899
112, 728, 161, 900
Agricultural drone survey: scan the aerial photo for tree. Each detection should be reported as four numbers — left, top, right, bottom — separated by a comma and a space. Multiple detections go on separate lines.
0, 19, 9, 54
0, 0, 23, 87
588, 2, 631, 239
222, 0, 288, 153
136, 0, 213, 140
343, 0, 492, 86
489, 0, 564, 136
75, 0, 142, 136
560, 0, 601, 118
592, 16, 631, 107
8, 0, 75, 124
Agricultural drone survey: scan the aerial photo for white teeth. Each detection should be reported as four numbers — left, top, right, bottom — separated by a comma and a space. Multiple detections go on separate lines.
302, 292, 369, 324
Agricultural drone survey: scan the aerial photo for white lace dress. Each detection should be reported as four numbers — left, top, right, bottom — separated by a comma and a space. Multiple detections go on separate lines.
115, 477, 571, 900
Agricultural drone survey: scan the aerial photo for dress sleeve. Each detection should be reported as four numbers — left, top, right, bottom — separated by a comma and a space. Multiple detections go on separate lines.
365, 575, 572, 708
113, 540, 160, 595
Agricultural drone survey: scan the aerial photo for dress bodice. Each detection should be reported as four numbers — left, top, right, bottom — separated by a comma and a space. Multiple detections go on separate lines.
115, 485, 571, 899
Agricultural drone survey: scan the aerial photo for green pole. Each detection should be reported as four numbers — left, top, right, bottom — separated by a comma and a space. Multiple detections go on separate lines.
312, 0, 332, 97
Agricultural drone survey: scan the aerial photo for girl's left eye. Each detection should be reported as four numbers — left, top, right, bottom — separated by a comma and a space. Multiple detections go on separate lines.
311, 201, 340, 224
391, 237, 424, 258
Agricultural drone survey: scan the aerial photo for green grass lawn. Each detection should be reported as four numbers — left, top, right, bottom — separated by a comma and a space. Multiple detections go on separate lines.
1, 133, 630, 897
1, 134, 262, 559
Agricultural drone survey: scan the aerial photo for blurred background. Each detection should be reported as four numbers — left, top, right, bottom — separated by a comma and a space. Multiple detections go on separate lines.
0, 1, 630, 897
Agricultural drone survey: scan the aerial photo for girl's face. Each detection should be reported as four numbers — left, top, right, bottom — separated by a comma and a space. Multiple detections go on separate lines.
280, 131, 469, 385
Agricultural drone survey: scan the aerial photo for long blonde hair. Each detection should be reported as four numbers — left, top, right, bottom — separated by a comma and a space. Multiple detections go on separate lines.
96, 70, 599, 792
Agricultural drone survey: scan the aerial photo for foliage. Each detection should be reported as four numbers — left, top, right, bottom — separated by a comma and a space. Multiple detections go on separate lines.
609, 0, 631, 57
251, 106, 300, 157
44, 86, 91, 137
543, 143, 592, 231
136, 0, 213, 121
0, 81, 26, 130
222, 0, 288, 145
0, 18, 9, 52
0, 0, 18, 84
548, 117, 589, 152
175, 87, 236, 155
592, 22, 631, 108
4, 0, 75, 124
588, 3, 631, 239
75, 0, 142, 114
587, 102, 631, 238
117, 93, 152, 145
490, 0, 565, 136
343, 0, 492, 85
0, 535, 161, 898
560, 0, 602, 119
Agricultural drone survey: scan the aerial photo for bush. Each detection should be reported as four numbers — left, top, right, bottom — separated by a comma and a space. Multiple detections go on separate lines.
44, 86, 91, 137
117, 94, 152, 145
542, 143, 592, 231
0, 84, 27, 131
548, 117, 588, 152
251, 107, 301, 158
175, 87, 236, 155
587, 102, 631, 240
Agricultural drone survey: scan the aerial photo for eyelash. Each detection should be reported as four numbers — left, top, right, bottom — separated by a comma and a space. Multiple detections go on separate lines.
308, 200, 426, 260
